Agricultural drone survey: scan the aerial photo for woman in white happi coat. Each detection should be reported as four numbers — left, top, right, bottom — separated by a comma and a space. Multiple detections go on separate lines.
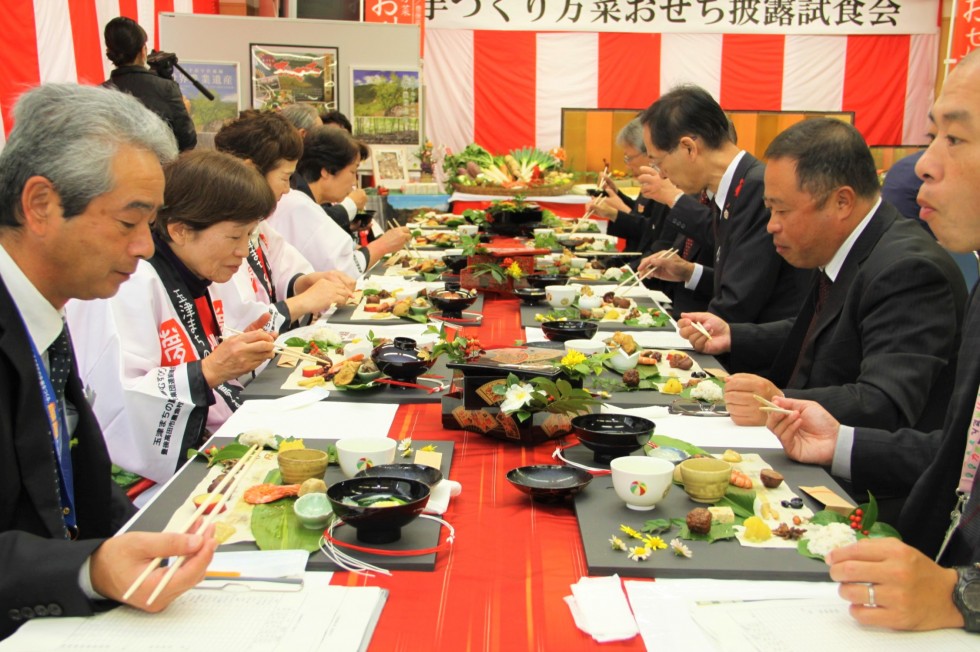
211, 110, 354, 328
267, 125, 411, 278
67, 151, 278, 482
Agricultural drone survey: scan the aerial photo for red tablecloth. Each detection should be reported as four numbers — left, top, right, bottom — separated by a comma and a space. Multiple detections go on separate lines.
332, 295, 647, 651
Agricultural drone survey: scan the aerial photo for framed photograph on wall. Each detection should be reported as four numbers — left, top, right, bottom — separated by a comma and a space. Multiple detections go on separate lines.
350, 67, 420, 145
173, 61, 240, 133
372, 147, 409, 189
250, 44, 338, 111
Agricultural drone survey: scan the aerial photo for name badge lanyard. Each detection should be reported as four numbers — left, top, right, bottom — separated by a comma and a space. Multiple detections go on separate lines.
26, 335, 77, 536
937, 386, 980, 561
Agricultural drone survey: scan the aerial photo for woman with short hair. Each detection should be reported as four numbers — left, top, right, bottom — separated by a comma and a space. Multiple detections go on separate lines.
268, 125, 410, 278
68, 150, 277, 482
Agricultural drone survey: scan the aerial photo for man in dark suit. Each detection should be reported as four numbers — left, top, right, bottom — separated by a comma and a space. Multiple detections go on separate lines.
634, 86, 811, 324
0, 84, 216, 641
765, 50, 980, 633
679, 118, 965, 435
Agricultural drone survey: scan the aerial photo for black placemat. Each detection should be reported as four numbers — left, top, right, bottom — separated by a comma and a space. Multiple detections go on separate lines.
242, 356, 454, 404
331, 293, 485, 326
520, 297, 673, 332
571, 446, 844, 582
128, 437, 454, 572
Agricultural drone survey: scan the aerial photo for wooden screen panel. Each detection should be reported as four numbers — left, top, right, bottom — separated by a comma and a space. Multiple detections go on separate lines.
562, 109, 856, 171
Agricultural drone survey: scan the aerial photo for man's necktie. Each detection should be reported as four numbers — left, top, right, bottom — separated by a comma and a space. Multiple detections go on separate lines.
788, 273, 832, 386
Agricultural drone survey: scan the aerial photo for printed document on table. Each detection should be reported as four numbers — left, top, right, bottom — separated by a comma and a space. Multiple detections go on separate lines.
0, 573, 386, 652
689, 598, 980, 651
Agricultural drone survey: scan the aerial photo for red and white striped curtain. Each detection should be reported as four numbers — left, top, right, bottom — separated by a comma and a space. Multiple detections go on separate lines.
424, 30, 939, 155
0, 0, 217, 145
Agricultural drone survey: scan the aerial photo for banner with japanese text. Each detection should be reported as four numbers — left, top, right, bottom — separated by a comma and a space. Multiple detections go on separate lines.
425, 0, 938, 34
365, 0, 425, 24
949, 0, 979, 69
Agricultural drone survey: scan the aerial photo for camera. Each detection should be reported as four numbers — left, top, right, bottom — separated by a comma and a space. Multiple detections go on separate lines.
146, 50, 178, 80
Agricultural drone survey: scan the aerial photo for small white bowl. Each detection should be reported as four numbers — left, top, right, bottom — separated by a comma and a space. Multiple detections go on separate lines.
546, 284, 579, 309
570, 257, 588, 269
457, 224, 479, 236
533, 228, 555, 237
578, 295, 602, 310
607, 348, 640, 373
564, 339, 606, 356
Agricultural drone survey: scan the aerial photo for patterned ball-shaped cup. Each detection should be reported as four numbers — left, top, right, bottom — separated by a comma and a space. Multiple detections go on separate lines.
335, 437, 397, 478
610, 456, 674, 511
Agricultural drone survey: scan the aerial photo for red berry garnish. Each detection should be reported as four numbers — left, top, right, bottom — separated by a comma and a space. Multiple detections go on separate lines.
862, 530, 869, 535
855, 509, 863, 516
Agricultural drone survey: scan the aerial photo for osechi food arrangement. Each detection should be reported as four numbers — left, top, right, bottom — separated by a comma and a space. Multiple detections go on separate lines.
442, 144, 574, 193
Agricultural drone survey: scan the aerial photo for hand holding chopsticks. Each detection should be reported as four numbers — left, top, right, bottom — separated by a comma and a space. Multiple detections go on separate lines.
223, 327, 324, 366
121, 444, 263, 604
626, 248, 678, 290
573, 195, 605, 233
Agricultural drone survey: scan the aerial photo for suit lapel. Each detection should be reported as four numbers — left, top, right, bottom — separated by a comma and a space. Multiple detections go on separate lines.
714, 154, 758, 291
804, 206, 895, 357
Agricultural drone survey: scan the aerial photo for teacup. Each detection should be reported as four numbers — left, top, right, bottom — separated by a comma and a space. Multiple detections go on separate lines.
335, 437, 397, 478
564, 339, 605, 356
610, 456, 674, 511
679, 457, 732, 503
546, 284, 579, 309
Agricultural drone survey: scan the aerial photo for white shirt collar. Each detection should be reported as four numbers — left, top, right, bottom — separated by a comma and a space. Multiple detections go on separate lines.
823, 197, 882, 282
714, 150, 747, 212
0, 241, 64, 354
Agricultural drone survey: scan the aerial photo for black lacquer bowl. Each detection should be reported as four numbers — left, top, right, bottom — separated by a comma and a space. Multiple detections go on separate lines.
327, 477, 430, 544
372, 337, 433, 384
526, 273, 569, 289
442, 254, 469, 274
506, 465, 593, 503
571, 413, 656, 464
428, 288, 478, 319
355, 463, 444, 488
540, 320, 598, 342
513, 287, 547, 305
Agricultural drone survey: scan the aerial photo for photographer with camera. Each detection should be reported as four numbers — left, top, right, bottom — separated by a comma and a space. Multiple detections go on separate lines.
102, 17, 197, 152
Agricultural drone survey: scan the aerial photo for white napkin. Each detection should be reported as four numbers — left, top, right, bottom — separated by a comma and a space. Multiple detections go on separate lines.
423, 479, 462, 515
601, 404, 670, 421
564, 575, 639, 643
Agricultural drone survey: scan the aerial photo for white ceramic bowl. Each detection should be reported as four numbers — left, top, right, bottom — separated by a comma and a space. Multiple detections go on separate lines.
607, 348, 640, 373
570, 257, 588, 269
564, 339, 606, 356
335, 437, 397, 478
533, 228, 555, 237
578, 294, 602, 310
546, 284, 579, 309
457, 224, 479, 236
610, 456, 675, 511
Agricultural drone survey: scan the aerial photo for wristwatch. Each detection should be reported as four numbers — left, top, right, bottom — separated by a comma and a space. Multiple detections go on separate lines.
953, 564, 980, 632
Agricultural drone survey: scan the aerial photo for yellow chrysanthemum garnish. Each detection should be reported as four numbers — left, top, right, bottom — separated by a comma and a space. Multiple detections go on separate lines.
561, 350, 588, 367
644, 535, 668, 551
278, 439, 305, 452
506, 262, 524, 279
619, 524, 642, 539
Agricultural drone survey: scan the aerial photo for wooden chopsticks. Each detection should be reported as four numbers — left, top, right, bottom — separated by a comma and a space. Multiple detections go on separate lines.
624, 247, 678, 290
573, 195, 604, 233
691, 321, 713, 341
123, 444, 262, 603
753, 394, 794, 415
223, 327, 327, 366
